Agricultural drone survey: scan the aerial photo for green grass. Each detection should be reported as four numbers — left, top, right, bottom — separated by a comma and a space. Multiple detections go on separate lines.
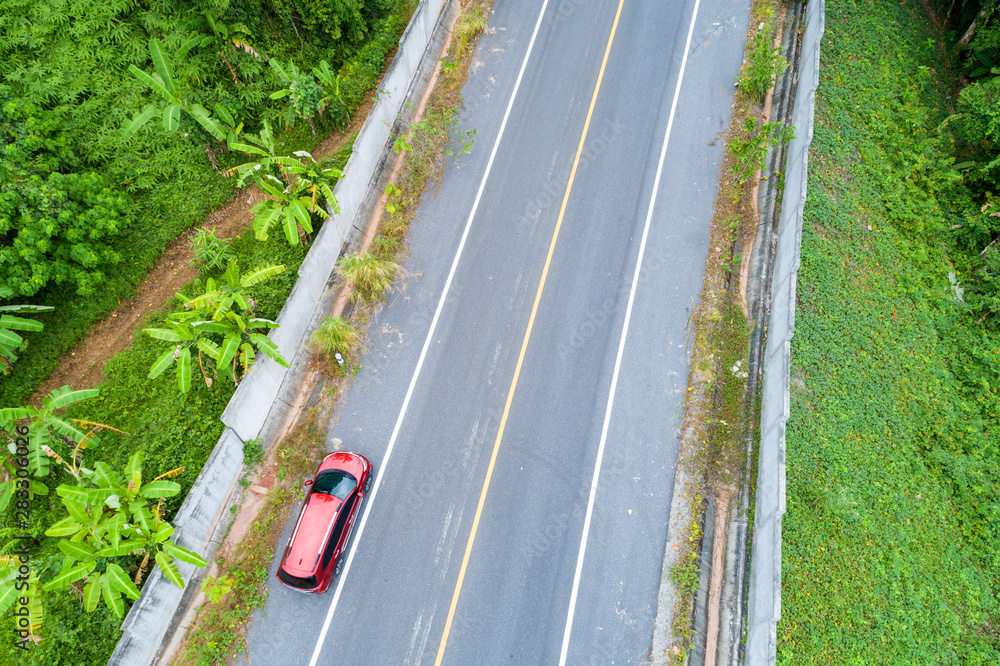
779, 0, 1000, 662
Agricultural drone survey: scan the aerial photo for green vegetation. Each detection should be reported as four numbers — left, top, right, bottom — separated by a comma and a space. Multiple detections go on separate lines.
336, 252, 399, 303
190, 227, 236, 276
0, 0, 392, 653
0, 0, 415, 407
0, 87, 132, 298
41, 452, 206, 618
0, 221, 309, 664
311, 316, 362, 371
730, 117, 795, 186
737, 18, 787, 102
665, 1, 788, 659
173, 4, 491, 657
780, 0, 1000, 661
143, 259, 290, 393
0, 302, 52, 375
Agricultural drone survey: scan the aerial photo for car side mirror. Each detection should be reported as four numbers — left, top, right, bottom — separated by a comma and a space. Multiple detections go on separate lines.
303, 479, 313, 488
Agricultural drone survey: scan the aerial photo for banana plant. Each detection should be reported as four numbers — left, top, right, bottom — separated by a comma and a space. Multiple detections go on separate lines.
123, 38, 226, 142
43, 451, 206, 618
144, 259, 289, 392
224, 121, 299, 187
0, 555, 42, 645
312, 59, 349, 127
0, 386, 102, 478
249, 152, 341, 245
202, 11, 260, 84
0, 292, 53, 375
285, 152, 342, 213
0, 456, 48, 516
213, 103, 244, 146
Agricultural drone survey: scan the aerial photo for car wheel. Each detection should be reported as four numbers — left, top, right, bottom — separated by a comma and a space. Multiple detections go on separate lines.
364, 474, 373, 493
334, 558, 345, 577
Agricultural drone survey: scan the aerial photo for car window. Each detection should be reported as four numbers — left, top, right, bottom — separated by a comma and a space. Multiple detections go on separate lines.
277, 568, 318, 590
324, 495, 357, 568
321, 496, 353, 570
312, 470, 357, 500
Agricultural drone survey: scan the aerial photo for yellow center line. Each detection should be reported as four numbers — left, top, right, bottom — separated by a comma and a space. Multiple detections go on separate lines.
433, 1, 627, 663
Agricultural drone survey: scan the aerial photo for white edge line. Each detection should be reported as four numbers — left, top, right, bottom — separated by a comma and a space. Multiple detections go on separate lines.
308, 2, 553, 664
557, 0, 703, 663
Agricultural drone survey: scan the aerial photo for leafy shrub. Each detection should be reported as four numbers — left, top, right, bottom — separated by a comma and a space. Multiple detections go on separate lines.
0, 0, 408, 409
265, 0, 368, 50
189, 226, 235, 276
0, 88, 132, 297
737, 22, 787, 101
728, 117, 794, 185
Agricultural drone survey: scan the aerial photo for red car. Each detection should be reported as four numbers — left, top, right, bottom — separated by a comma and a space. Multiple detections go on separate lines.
276, 451, 373, 593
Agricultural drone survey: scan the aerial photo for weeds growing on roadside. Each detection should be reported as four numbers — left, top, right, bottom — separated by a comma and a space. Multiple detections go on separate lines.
453, 3, 489, 58
336, 253, 399, 303
173, 414, 326, 666
730, 117, 795, 186
311, 316, 362, 372
666, 0, 786, 659
669, 500, 705, 661
174, 2, 495, 662
738, 15, 787, 101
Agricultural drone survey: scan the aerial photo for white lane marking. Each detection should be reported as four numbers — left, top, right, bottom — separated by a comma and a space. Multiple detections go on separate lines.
308, 2, 554, 663
557, 0, 704, 663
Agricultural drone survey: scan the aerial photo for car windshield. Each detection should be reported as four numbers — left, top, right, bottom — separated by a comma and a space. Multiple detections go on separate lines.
277, 568, 318, 590
312, 470, 357, 500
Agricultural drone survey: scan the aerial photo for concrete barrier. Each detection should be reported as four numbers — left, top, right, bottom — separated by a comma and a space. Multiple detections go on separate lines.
745, 1, 824, 663
108, 1, 454, 662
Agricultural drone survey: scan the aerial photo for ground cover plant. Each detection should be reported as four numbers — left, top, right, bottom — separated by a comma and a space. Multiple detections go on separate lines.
779, 0, 1000, 662
0, 0, 414, 407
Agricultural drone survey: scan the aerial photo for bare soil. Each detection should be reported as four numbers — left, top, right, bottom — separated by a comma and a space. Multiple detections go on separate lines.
30, 93, 378, 404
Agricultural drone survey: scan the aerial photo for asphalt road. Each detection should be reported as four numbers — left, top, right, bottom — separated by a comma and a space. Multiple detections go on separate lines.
242, 0, 749, 663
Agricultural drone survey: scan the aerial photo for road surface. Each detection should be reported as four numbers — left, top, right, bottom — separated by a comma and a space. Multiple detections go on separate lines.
242, 0, 749, 663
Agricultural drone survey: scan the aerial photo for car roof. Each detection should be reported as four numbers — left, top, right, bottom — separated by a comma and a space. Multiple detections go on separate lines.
283, 494, 343, 575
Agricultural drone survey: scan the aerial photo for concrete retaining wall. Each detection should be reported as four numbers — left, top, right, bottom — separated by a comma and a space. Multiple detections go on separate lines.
108, 1, 451, 662
744, 1, 824, 664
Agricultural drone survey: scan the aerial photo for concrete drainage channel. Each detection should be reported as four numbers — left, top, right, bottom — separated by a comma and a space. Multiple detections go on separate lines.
107, 1, 460, 663
684, 1, 823, 665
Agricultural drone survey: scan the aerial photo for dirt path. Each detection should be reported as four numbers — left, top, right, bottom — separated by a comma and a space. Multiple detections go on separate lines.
31, 93, 378, 403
